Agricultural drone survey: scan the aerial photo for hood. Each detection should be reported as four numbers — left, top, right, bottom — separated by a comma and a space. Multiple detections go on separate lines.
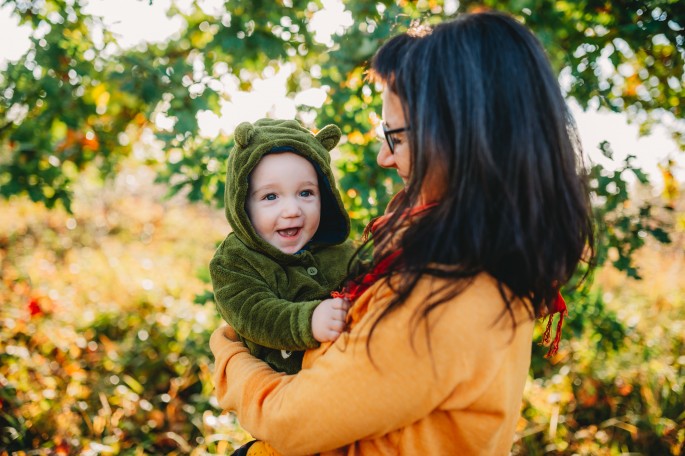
224, 118, 350, 262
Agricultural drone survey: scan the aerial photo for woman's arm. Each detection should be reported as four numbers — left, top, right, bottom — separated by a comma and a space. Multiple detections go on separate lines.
210, 312, 451, 454
211, 276, 522, 455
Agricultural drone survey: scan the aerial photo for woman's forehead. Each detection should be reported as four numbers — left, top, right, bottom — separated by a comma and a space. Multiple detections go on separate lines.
381, 89, 406, 128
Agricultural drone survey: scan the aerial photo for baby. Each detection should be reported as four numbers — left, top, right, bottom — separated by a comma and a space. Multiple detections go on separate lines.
209, 118, 356, 374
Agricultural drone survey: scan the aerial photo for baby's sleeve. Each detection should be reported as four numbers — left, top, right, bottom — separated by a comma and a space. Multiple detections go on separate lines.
209, 246, 321, 351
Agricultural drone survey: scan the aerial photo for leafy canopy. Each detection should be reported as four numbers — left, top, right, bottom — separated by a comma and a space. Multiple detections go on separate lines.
1, 0, 682, 268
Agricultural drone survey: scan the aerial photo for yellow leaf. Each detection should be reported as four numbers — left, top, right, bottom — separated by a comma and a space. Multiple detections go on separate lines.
659, 160, 679, 205
122, 374, 144, 394
347, 131, 365, 145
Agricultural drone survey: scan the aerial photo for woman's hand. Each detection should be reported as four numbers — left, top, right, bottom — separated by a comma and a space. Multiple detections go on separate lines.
311, 297, 350, 342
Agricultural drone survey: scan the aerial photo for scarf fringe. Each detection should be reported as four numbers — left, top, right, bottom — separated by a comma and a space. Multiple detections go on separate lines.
541, 292, 567, 359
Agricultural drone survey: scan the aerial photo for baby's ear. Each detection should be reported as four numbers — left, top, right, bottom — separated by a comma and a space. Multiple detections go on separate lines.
315, 124, 342, 151
234, 122, 255, 148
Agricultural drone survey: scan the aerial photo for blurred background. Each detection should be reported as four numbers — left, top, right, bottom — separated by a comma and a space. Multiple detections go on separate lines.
0, 0, 684, 454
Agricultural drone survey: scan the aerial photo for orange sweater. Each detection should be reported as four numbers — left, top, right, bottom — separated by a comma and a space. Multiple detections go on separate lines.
210, 273, 534, 455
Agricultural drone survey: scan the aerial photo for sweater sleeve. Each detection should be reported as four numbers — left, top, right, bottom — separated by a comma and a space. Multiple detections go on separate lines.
210, 276, 529, 455
210, 252, 320, 351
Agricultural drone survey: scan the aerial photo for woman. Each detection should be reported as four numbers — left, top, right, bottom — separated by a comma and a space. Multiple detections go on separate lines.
211, 10, 594, 455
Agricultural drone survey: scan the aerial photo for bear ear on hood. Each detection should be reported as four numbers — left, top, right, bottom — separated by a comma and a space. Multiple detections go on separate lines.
234, 122, 255, 148
315, 124, 342, 151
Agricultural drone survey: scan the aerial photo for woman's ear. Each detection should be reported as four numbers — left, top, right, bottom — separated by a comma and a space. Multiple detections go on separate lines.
315, 124, 342, 151
234, 122, 255, 148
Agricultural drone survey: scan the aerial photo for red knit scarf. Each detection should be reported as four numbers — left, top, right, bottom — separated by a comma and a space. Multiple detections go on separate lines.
542, 292, 567, 358
332, 202, 567, 358
332, 203, 435, 300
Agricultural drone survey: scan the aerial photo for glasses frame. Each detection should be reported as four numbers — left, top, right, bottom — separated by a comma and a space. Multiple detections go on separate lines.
381, 122, 410, 154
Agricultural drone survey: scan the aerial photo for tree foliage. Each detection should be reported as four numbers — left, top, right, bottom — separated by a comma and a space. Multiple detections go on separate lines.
1, 0, 683, 218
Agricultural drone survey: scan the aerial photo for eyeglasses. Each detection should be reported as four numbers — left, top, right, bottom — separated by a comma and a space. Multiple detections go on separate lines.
377, 121, 410, 154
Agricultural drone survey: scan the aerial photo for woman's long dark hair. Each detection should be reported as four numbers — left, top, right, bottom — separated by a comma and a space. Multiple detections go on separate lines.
359, 11, 595, 340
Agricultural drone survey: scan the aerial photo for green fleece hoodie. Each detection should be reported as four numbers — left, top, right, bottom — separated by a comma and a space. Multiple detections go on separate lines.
209, 118, 356, 374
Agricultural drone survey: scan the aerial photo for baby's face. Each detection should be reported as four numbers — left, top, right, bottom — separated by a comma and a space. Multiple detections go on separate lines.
246, 152, 321, 254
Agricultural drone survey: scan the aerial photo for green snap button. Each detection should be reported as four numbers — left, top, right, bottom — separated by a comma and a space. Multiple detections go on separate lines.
307, 267, 318, 275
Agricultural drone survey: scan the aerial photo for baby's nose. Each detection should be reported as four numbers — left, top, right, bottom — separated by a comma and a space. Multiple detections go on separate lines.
281, 198, 302, 217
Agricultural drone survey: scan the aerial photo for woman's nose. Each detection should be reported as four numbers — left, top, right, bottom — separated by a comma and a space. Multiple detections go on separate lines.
376, 142, 396, 169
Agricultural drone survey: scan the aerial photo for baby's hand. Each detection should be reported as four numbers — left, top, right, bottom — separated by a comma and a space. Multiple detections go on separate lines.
312, 297, 350, 342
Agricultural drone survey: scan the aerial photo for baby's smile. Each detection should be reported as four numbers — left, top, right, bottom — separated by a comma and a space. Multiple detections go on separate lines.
277, 227, 301, 238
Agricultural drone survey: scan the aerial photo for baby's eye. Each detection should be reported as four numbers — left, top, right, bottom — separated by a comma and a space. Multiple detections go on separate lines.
299, 189, 315, 197
263, 193, 277, 201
